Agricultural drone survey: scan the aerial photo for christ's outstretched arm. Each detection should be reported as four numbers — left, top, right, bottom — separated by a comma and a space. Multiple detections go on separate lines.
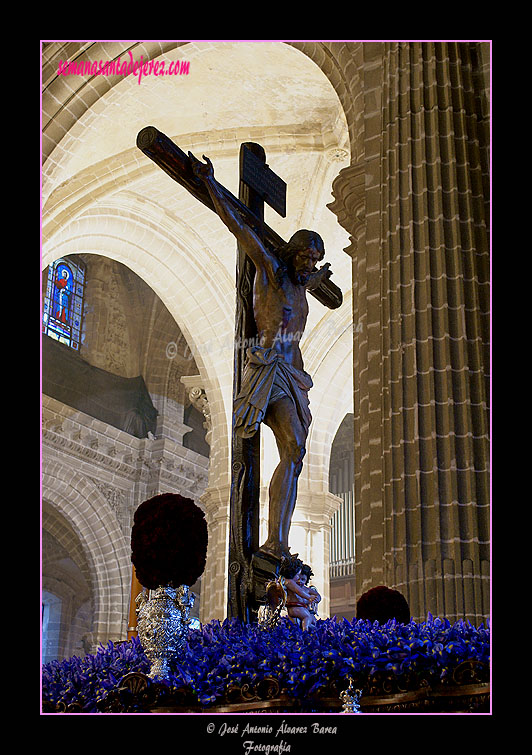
188, 152, 280, 286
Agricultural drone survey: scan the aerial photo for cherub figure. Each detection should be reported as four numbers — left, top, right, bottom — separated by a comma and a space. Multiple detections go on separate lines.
281, 556, 321, 630
300, 563, 321, 618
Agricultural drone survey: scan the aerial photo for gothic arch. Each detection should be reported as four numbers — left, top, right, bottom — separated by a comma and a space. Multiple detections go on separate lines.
42, 504, 93, 660
42, 205, 234, 487
287, 41, 364, 162
41, 459, 130, 646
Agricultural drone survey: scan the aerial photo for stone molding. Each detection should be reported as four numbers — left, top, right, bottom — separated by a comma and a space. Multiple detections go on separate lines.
42, 394, 209, 499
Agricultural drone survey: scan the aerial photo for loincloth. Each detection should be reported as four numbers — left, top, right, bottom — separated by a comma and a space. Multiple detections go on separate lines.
233, 346, 313, 439
286, 601, 309, 609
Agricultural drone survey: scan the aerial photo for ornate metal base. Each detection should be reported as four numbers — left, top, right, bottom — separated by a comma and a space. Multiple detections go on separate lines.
95, 671, 490, 714
136, 584, 195, 680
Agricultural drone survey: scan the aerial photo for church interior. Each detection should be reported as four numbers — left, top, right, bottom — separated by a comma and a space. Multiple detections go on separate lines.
41, 41, 490, 676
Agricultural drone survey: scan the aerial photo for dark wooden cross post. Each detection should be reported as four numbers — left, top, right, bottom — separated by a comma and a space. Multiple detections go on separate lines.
229, 143, 287, 623
136, 127, 342, 623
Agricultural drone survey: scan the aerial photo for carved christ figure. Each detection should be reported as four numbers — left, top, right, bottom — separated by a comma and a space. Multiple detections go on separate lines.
189, 153, 332, 560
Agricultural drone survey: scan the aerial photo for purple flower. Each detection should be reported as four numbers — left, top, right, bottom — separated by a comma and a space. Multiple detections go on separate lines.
42, 616, 490, 711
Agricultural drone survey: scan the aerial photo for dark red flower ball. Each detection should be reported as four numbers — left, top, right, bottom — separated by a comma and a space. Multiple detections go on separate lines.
131, 493, 208, 589
356, 585, 410, 624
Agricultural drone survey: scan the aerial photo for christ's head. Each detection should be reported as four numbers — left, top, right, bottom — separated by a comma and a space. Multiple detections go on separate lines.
279, 230, 325, 285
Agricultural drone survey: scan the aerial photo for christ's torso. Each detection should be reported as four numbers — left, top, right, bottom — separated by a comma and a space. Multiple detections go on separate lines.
253, 271, 308, 371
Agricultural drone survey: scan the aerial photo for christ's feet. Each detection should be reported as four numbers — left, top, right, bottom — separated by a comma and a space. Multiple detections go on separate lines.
257, 540, 292, 563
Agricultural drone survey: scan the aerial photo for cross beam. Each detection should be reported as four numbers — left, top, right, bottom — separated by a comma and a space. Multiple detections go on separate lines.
136, 127, 343, 310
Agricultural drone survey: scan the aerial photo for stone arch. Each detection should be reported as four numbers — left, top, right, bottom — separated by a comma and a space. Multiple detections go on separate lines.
41, 459, 131, 647
302, 289, 354, 492
42, 205, 234, 488
286, 41, 364, 163
42, 504, 93, 661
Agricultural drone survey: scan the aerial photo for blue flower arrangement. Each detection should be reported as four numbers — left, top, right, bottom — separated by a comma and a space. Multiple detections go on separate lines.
42, 636, 151, 712
42, 615, 490, 712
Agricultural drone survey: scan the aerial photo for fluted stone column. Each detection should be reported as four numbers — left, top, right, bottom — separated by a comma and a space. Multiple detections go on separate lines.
329, 42, 490, 624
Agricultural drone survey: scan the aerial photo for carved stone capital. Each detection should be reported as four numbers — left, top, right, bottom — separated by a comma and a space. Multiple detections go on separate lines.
199, 485, 231, 524
294, 490, 343, 527
327, 162, 366, 256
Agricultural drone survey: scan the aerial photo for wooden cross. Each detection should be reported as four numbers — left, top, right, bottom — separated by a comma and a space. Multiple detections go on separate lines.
136, 127, 342, 622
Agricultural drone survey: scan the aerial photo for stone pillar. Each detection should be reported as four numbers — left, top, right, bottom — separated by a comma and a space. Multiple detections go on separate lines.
181, 374, 227, 623
329, 42, 490, 624
199, 484, 231, 622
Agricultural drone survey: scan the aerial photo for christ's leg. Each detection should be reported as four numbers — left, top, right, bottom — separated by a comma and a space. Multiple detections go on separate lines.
261, 396, 307, 559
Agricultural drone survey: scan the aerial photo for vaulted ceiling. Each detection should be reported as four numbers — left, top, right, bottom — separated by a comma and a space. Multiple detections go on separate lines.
42, 41, 352, 327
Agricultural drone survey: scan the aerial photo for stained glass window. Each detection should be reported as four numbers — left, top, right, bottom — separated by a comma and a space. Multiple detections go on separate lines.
42, 256, 86, 351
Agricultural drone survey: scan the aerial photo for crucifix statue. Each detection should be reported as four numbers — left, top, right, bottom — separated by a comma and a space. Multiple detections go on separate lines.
136, 127, 342, 623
